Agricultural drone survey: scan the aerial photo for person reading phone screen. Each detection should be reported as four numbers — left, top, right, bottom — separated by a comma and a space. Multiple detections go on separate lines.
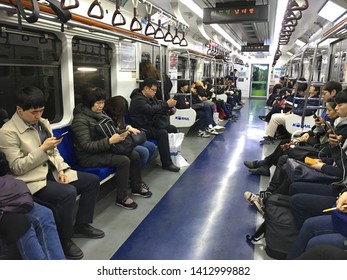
0, 86, 104, 260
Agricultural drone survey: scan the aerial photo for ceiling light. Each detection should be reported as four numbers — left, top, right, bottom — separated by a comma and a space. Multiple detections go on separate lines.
318, 1, 346, 22
77, 67, 98, 72
179, 0, 203, 19
295, 39, 306, 47
287, 51, 293, 56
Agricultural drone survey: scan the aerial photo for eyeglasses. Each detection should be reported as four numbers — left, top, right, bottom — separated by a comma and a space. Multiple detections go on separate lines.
149, 87, 157, 92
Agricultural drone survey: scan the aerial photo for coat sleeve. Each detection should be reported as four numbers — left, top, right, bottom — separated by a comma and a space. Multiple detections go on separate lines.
71, 115, 111, 153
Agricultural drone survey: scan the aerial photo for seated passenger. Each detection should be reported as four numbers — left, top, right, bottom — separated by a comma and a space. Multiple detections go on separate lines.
0, 86, 104, 260
260, 81, 319, 145
71, 87, 152, 210
175, 81, 224, 138
104, 95, 157, 169
0, 151, 64, 260
245, 89, 347, 215
287, 191, 347, 259
128, 77, 180, 172
244, 97, 339, 176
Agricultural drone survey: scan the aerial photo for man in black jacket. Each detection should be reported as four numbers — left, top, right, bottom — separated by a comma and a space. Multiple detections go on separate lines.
129, 78, 180, 172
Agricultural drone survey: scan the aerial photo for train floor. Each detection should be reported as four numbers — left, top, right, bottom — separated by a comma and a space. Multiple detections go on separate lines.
75, 98, 278, 260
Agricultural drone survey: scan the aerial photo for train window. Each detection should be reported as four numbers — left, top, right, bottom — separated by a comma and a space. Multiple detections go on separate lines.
0, 29, 62, 123
0, 55, 10, 76
72, 37, 112, 105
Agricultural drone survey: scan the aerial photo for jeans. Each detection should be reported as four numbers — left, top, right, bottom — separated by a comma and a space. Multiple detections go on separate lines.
195, 105, 214, 130
286, 215, 347, 259
134, 140, 157, 169
17, 203, 65, 260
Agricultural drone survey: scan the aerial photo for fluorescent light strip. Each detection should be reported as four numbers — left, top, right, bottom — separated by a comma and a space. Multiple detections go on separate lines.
179, 0, 203, 19
270, 0, 289, 54
318, 1, 346, 22
211, 24, 241, 50
295, 39, 306, 47
179, 0, 240, 50
77, 67, 98, 72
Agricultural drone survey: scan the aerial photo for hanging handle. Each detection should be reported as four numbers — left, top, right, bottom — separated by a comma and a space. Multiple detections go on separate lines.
154, 19, 164, 39
164, 24, 173, 42
144, 3, 155, 35
172, 28, 181, 44
179, 32, 188, 47
130, 7, 142, 32
14, 0, 40, 23
61, 0, 79, 10
112, 0, 126, 26
87, 0, 104, 19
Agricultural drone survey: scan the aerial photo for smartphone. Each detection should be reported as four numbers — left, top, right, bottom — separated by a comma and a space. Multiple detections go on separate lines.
55, 131, 68, 139
325, 121, 336, 135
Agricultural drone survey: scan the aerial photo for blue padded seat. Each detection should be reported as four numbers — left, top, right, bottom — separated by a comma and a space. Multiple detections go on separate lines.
53, 126, 116, 182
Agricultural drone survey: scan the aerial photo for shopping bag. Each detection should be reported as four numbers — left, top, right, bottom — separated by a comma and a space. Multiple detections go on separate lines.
168, 132, 189, 167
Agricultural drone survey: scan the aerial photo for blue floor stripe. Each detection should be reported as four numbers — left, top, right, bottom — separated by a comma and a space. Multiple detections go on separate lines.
111, 99, 267, 260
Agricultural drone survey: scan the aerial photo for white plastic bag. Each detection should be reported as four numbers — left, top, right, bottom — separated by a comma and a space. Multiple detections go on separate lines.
168, 132, 189, 167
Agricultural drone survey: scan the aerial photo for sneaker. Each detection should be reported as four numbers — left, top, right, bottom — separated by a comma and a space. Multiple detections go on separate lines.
115, 197, 138, 210
248, 166, 271, 176
141, 182, 150, 190
244, 191, 264, 216
212, 125, 225, 131
198, 130, 210, 138
132, 185, 152, 198
259, 136, 275, 145
206, 127, 222, 135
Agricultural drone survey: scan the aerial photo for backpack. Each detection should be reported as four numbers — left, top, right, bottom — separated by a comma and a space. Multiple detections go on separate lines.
246, 194, 299, 259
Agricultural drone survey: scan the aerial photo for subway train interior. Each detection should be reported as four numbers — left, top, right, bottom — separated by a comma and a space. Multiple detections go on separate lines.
0, 0, 347, 261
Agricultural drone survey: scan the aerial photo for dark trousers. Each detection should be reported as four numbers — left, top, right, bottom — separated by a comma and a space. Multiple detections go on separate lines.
267, 154, 289, 193
264, 139, 291, 167
33, 171, 99, 239
79, 150, 142, 202
290, 192, 336, 229
146, 124, 177, 167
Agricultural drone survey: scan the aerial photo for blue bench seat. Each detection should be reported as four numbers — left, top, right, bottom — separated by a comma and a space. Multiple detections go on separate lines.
53, 126, 116, 183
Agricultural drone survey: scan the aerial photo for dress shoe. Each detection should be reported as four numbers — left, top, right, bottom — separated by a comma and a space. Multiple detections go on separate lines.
244, 160, 260, 169
74, 224, 105, 239
259, 136, 275, 145
61, 239, 84, 260
248, 166, 270, 176
162, 163, 180, 172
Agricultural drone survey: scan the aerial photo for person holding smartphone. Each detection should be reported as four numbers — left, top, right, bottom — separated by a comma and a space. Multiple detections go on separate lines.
71, 87, 152, 211
0, 86, 105, 260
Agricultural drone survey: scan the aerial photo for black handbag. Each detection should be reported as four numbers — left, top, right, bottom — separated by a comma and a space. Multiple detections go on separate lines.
95, 118, 134, 155
131, 131, 147, 145
286, 158, 340, 183
286, 143, 320, 161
